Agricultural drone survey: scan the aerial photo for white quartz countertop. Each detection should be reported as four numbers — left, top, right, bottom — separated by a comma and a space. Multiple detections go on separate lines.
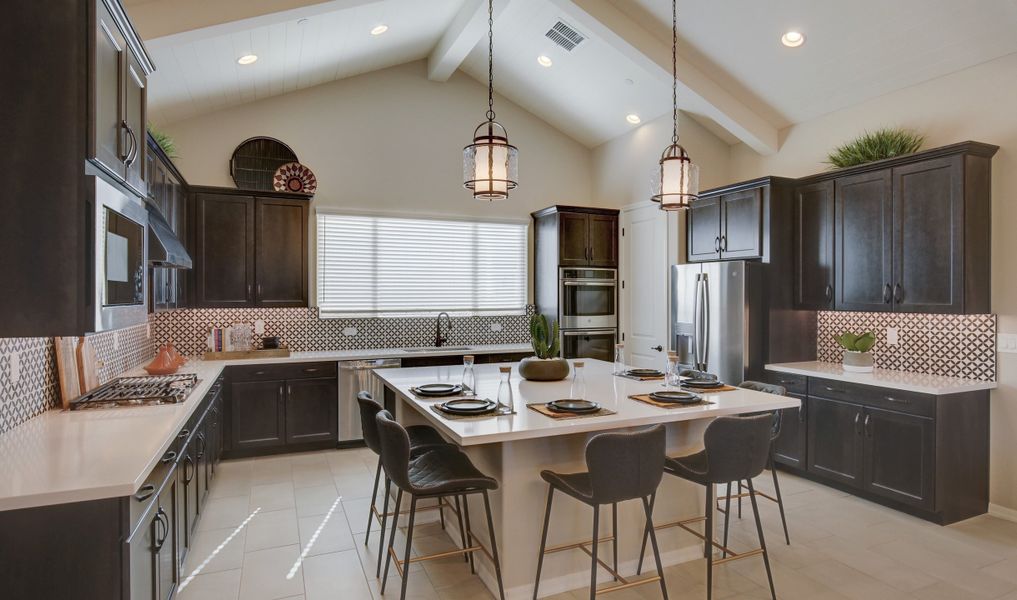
0, 343, 531, 512
378, 359, 799, 446
765, 361, 997, 395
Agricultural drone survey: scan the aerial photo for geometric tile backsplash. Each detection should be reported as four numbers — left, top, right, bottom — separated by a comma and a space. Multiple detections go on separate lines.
817, 311, 997, 381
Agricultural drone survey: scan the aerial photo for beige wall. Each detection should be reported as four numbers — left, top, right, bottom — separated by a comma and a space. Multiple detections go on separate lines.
728, 51, 1017, 514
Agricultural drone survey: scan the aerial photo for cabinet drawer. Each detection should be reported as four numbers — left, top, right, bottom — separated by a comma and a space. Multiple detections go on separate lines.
763, 371, 807, 395
228, 361, 337, 382
808, 378, 935, 417
129, 454, 176, 537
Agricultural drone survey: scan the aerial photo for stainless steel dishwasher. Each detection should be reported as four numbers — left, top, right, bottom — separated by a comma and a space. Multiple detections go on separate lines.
338, 358, 402, 442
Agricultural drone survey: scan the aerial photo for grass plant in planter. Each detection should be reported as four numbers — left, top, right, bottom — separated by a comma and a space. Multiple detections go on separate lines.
835, 331, 877, 373
826, 128, 924, 169
518, 314, 570, 381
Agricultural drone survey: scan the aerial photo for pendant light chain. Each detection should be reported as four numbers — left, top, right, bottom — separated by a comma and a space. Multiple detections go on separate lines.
486, 0, 495, 121
671, 0, 678, 145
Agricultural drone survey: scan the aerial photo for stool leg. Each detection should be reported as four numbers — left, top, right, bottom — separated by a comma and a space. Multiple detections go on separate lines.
463, 493, 476, 574
636, 491, 655, 576
482, 490, 506, 600
770, 456, 790, 545
641, 496, 668, 600
590, 505, 600, 600
737, 480, 743, 519
747, 480, 776, 600
399, 495, 418, 600
533, 486, 554, 600
611, 502, 618, 582
381, 488, 402, 593
722, 482, 732, 559
439, 495, 446, 530
454, 495, 469, 563
366, 457, 381, 548
377, 477, 392, 578
705, 484, 714, 600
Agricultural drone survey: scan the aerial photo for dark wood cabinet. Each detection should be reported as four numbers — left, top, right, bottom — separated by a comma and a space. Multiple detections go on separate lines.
230, 380, 287, 450
155, 480, 178, 600
147, 134, 188, 312
834, 170, 894, 311
773, 395, 807, 469
807, 396, 864, 487
686, 197, 721, 261
285, 377, 339, 444
192, 188, 310, 308
719, 188, 763, 258
588, 214, 619, 267
793, 180, 835, 309
862, 406, 935, 510
558, 212, 591, 266
533, 206, 619, 268
686, 178, 786, 263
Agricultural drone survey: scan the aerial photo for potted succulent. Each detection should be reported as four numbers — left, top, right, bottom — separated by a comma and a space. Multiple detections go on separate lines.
834, 331, 877, 373
518, 314, 570, 381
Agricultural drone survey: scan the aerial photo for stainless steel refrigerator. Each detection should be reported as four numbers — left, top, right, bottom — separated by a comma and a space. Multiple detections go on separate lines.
670, 261, 775, 385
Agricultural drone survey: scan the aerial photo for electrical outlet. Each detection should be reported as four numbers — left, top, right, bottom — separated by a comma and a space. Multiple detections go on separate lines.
886, 327, 899, 346
10, 351, 21, 385
146, 323, 151, 339
489, 323, 503, 332
342, 327, 358, 337
253, 319, 266, 335
999, 333, 1017, 354
113, 331, 120, 351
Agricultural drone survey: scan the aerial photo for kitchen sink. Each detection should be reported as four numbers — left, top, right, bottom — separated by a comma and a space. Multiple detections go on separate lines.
401, 346, 472, 353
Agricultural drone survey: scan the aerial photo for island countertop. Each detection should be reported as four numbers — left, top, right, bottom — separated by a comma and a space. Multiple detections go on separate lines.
376, 359, 799, 446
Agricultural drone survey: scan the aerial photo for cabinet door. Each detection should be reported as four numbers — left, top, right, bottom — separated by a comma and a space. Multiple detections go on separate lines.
835, 170, 893, 311
123, 49, 147, 195
128, 505, 158, 600
93, 0, 126, 178
195, 194, 255, 306
195, 430, 210, 512
155, 479, 178, 600
719, 188, 762, 259
587, 214, 618, 267
686, 197, 721, 262
177, 447, 197, 568
255, 198, 308, 306
807, 396, 863, 487
794, 181, 835, 309
862, 407, 935, 510
773, 394, 807, 469
285, 377, 338, 444
892, 157, 964, 313
558, 212, 590, 266
230, 380, 286, 449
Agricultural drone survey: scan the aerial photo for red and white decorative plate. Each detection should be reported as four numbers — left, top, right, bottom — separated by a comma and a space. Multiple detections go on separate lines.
273, 162, 317, 194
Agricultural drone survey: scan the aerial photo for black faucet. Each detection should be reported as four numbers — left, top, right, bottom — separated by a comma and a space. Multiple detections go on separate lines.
435, 312, 452, 347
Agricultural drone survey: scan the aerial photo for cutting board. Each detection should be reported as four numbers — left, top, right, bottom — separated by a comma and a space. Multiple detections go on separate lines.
77, 337, 101, 394
54, 337, 82, 408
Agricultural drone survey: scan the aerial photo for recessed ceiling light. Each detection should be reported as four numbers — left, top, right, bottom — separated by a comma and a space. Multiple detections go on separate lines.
371, 24, 389, 36
237, 54, 258, 65
626, 114, 641, 124
537, 55, 553, 67
780, 30, 805, 47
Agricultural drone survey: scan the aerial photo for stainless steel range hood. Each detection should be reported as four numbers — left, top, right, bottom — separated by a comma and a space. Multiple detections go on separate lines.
146, 201, 192, 268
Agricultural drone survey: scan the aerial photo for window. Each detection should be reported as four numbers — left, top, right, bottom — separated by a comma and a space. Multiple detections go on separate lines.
316, 211, 527, 318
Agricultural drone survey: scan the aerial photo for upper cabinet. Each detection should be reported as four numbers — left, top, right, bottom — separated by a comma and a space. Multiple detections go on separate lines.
147, 134, 188, 312
532, 206, 619, 268
192, 187, 310, 308
793, 180, 835, 310
834, 170, 894, 311
91, 0, 152, 197
686, 178, 791, 263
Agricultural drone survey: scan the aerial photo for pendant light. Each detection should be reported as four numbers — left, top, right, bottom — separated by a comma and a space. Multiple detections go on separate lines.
651, 0, 698, 210
463, 0, 518, 201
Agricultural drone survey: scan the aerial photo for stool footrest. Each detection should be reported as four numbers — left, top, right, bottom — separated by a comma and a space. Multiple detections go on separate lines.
371, 496, 455, 523
387, 538, 493, 578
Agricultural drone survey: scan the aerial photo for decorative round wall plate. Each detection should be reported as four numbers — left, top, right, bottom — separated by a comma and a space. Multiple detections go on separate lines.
273, 162, 317, 194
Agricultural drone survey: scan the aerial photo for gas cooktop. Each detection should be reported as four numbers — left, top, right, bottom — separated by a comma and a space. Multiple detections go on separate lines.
69, 373, 200, 411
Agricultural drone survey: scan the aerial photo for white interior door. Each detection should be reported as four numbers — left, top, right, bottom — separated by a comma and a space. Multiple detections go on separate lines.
620, 202, 671, 369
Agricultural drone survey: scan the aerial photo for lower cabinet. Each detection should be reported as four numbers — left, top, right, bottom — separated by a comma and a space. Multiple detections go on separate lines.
862, 406, 935, 511
230, 380, 287, 450
286, 377, 339, 444
807, 396, 864, 487
772, 394, 807, 469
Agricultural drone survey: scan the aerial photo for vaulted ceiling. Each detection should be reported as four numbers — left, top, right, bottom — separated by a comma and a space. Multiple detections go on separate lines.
129, 0, 1017, 152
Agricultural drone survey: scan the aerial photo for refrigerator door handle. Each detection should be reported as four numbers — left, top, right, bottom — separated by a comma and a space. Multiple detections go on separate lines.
701, 273, 711, 371
692, 274, 703, 368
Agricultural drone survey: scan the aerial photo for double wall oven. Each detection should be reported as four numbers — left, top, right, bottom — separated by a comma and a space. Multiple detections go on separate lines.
558, 267, 617, 362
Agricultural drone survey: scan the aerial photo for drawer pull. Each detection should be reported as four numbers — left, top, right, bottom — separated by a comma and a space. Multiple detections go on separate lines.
824, 386, 844, 394
178, 429, 190, 439
135, 484, 156, 502
161, 450, 177, 464
254, 371, 266, 376
884, 396, 910, 404
864, 414, 872, 437
303, 367, 320, 373
853, 412, 861, 434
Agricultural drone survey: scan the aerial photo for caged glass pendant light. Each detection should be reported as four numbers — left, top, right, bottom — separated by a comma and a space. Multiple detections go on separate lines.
650, 0, 699, 210
464, 0, 518, 200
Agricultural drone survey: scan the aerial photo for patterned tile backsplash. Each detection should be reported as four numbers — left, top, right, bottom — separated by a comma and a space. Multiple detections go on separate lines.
149, 306, 536, 356
817, 311, 997, 381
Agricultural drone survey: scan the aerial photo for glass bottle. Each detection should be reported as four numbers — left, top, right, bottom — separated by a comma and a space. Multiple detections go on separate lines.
570, 360, 587, 400
665, 351, 679, 390
462, 354, 476, 396
614, 343, 626, 374
496, 366, 513, 410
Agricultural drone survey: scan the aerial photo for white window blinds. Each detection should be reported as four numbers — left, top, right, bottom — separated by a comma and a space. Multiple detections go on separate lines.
316, 212, 527, 318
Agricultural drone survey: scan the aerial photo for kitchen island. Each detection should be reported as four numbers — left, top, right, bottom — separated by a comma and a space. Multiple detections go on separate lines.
376, 359, 798, 599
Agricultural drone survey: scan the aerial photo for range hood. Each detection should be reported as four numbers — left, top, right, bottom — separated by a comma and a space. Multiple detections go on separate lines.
146, 201, 192, 269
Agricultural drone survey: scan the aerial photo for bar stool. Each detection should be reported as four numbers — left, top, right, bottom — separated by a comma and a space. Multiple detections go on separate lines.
678, 368, 718, 380
534, 425, 669, 600
376, 410, 506, 600
717, 382, 790, 551
357, 392, 460, 577
637, 414, 777, 600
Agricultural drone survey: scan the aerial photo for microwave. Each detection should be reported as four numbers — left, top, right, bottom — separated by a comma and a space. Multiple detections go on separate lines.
94, 177, 148, 332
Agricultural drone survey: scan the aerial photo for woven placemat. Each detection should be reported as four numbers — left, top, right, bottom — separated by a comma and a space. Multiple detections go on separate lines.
613, 371, 666, 381
678, 384, 739, 393
428, 402, 515, 421
527, 403, 617, 420
409, 385, 474, 401
629, 394, 715, 409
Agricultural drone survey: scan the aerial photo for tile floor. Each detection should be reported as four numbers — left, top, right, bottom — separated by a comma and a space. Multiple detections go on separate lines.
179, 447, 1017, 600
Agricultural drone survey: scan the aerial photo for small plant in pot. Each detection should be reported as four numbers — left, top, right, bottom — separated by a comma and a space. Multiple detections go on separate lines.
518, 314, 570, 381
835, 331, 877, 373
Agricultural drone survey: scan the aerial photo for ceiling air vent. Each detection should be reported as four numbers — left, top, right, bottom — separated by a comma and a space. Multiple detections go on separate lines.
545, 20, 585, 52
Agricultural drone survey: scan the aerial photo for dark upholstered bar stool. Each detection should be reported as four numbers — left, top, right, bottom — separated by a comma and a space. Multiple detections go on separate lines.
678, 368, 718, 380
638, 414, 777, 600
357, 392, 458, 577
534, 425, 669, 600
376, 411, 506, 600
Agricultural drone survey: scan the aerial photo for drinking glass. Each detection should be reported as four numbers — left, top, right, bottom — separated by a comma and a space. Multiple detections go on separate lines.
462, 354, 476, 397
496, 366, 513, 410
614, 343, 626, 374
570, 360, 587, 400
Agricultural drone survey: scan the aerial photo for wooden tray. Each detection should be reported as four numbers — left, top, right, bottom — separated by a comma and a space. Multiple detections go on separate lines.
203, 348, 291, 360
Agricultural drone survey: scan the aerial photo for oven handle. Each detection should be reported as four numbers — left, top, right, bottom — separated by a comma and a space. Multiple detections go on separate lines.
562, 281, 617, 287
561, 330, 615, 336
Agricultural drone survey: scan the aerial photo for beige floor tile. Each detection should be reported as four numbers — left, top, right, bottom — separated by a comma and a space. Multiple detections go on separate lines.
911, 580, 985, 600
294, 482, 342, 517
250, 481, 296, 512
177, 567, 242, 600
369, 573, 441, 600
293, 464, 337, 489
238, 545, 306, 600
298, 510, 355, 556
245, 508, 300, 552
871, 538, 1016, 598
183, 526, 248, 575
335, 472, 379, 500
433, 577, 494, 600
197, 494, 256, 531
797, 559, 914, 600
250, 457, 294, 485
302, 549, 373, 600
344, 496, 383, 535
